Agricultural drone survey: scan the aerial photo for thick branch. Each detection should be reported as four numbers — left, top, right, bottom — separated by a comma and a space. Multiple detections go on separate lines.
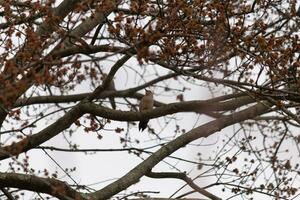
0, 104, 84, 160
62, 0, 120, 48
79, 96, 255, 121
37, 0, 81, 36
0, 172, 86, 200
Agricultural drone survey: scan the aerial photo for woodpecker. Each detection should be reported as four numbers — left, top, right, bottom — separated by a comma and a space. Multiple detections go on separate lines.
139, 90, 154, 131
102, 73, 116, 109
287, 63, 300, 117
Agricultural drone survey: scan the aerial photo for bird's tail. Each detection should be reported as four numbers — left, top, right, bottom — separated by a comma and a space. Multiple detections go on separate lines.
139, 120, 149, 131
109, 97, 116, 109
296, 107, 300, 118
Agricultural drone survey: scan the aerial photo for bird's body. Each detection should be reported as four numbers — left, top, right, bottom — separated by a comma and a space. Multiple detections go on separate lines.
106, 77, 115, 91
286, 64, 300, 117
139, 90, 154, 131
102, 73, 116, 109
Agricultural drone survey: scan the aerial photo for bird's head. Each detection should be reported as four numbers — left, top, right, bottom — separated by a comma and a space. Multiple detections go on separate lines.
145, 89, 153, 96
101, 73, 108, 80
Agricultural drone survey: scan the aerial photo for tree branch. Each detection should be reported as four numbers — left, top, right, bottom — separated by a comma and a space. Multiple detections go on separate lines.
79, 95, 256, 122
0, 188, 16, 200
0, 104, 84, 160
0, 93, 257, 161
146, 172, 221, 200
14, 73, 179, 107
89, 101, 272, 200
129, 198, 207, 200
0, 0, 82, 127
0, 172, 86, 200
88, 54, 132, 101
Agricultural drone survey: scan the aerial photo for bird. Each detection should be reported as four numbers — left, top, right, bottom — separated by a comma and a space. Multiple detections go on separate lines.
102, 73, 116, 109
287, 63, 300, 117
139, 90, 154, 131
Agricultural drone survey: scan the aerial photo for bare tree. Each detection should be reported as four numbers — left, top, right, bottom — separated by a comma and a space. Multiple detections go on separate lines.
0, 0, 300, 199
